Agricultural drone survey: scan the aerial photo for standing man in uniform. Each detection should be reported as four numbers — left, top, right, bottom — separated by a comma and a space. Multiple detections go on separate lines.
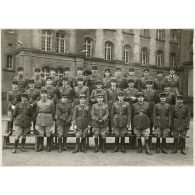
106, 78, 120, 134
31, 68, 46, 89
91, 94, 109, 153
12, 93, 32, 153
72, 94, 91, 153
55, 93, 72, 153
114, 67, 128, 90
138, 68, 152, 91
172, 95, 190, 155
35, 87, 55, 152
63, 66, 75, 88
111, 91, 131, 153
25, 79, 40, 134
153, 70, 165, 98
73, 77, 90, 106
103, 68, 112, 89
163, 84, 176, 105
132, 92, 152, 155
13, 66, 28, 93
6, 81, 21, 136
50, 67, 59, 87
165, 67, 181, 96
126, 68, 139, 89
74, 66, 85, 86
153, 92, 172, 154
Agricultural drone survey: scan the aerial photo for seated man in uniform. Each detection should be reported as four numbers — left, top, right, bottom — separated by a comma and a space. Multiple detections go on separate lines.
31, 67, 46, 89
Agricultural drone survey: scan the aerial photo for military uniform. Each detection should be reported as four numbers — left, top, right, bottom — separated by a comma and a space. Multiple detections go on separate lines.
58, 85, 74, 103
90, 88, 107, 105
153, 72, 165, 98
86, 74, 102, 93
126, 68, 139, 89
115, 75, 128, 90
124, 87, 139, 105
13, 75, 28, 93
91, 99, 109, 152
103, 76, 112, 89
138, 76, 152, 91
45, 85, 58, 104
31, 68, 46, 89
55, 94, 72, 152
74, 85, 90, 106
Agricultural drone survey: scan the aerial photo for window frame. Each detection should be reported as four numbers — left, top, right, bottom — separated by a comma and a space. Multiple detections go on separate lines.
6, 54, 14, 70
156, 50, 164, 67
56, 31, 66, 53
156, 29, 165, 40
141, 48, 149, 65
140, 29, 150, 38
41, 66, 50, 79
105, 41, 113, 61
123, 44, 131, 64
41, 30, 53, 52
170, 52, 176, 67
170, 29, 177, 43
84, 38, 93, 58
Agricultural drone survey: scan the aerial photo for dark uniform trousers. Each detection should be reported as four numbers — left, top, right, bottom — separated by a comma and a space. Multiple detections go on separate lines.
91, 103, 109, 138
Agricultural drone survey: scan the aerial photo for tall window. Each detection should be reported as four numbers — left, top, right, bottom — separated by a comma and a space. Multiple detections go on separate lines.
56, 31, 66, 53
141, 48, 148, 65
41, 30, 53, 51
56, 68, 64, 78
123, 45, 131, 63
156, 29, 165, 40
170, 29, 177, 42
140, 29, 150, 37
156, 50, 164, 67
105, 41, 113, 61
84, 38, 93, 58
6, 55, 14, 69
122, 29, 134, 34
42, 66, 50, 79
170, 53, 176, 67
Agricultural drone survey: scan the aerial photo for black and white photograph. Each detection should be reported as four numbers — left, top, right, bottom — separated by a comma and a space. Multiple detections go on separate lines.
1, 29, 193, 166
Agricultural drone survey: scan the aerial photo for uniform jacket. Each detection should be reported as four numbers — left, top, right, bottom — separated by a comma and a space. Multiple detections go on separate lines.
153, 77, 165, 92
13, 75, 28, 92
172, 104, 190, 131
55, 101, 72, 126
153, 102, 171, 129
132, 101, 150, 130
45, 85, 58, 103
74, 75, 86, 86
74, 85, 90, 105
35, 99, 55, 126
115, 76, 128, 90
86, 74, 102, 92
124, 87, 139, 105
51, 76, 59, 87
7, 89, 21, 110
111, 101, 131, 128
13, 101, 32, 127
91, 102, 109, 128
138, 76, 152, 90
25, 88, 40, 106
126, 76, 139, 89
31, 76, 46, 89
72, 104, 90, 129
142, 89, 158, 103
103, 76, 112, 89
90, 89, 108, 104
106, 87, 120, 109
165, 74, 181, 95
58, 85, 74, 102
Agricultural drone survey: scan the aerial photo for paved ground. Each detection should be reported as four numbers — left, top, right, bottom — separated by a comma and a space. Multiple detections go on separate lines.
2, 119, 194, 166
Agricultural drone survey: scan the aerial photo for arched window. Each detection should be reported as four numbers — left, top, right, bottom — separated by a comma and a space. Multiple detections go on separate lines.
170, 29, 177, 42
156, 29, 165, 40
156, 50, 164, 67
56, 68, 64, 78
84, 38, 93, 58
56, 31, 66, 53
41, 30, 53, 51
123, 45, 131, 63
42, 66, 50, 79
170, 53, 176, 67
141, 48, 149, 65
105, 41, 113, 61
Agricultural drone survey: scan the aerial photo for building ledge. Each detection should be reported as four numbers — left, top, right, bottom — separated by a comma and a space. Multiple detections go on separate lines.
156, 39, 165, 43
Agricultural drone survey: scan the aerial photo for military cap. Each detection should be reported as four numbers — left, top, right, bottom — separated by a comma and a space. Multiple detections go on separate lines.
77, 77, 84, 82
61, 77, 69, 81
177, 95, 183, 100
21, 93, 28, 98
128, 79, 135, 83
157, 70, 163, 74
105, 68, 110, 72
118, 91, 125, 96
28, 79, 35, 84
159, 92, 166, 98
111, 78, 117, 83
96, 80, 102, 85
91, 66, 97, 70
40, 87, 48, 93
12, 80, 18, 85
146, 80, 153, 85
61, 93, 69, 98
46, 76, 52, 80
170, 66, 176, 71
129, 68, 135, 72
50, 67, 56, 71
77, 66, 83, 71
137, 92, 144, 97
143, 68, 149, 72
17, 66, 24, 71
97, 93, 104, 98
64, 66, 70, 71
116, 67, 121, 71
79, 94, 86, 98
163, 83, 170, 88
34, 68, 41, 72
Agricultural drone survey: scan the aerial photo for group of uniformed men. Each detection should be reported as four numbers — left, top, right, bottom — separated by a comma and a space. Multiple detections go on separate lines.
6, 65, 190, 155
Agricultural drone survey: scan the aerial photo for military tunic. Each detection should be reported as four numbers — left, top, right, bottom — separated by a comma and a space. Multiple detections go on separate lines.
85, 74, 102, 93
103, 76, 112, 89
126, 76, 139, 89
90, 89, 108, 105
124, 87, 139, 105
31, 76, 46, 89
58, 85, 74, 103
138, 76, 152, 91
13, 75, 28, 93
115, 76, 128, 90
45, 85, 58, 104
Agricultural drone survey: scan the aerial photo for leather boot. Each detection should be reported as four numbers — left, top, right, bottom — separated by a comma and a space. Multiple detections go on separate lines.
178, 138, 181, 149
172, 138, 178, 154
102, 138, 106, 153
156, 138, 160, 154
121, 137, 126, 153
99, 136, 103, 150
21, 137, 27, 152
94, 137, 99, 153
181, 138, 186, 155
12, 139, 19, 153
73, 138, 80, 153
8, 121, 13, 136
145, 139, 152, 155
162, 138, 168, 154
36, 137, 40, 152
46, 137, 51, 152
58, 137, 63, 153
81, 138, 86, 153
62, 137, 68, 151
137, 138, 142, 153
113, 137, 119, 152
38, 137, 44, 152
